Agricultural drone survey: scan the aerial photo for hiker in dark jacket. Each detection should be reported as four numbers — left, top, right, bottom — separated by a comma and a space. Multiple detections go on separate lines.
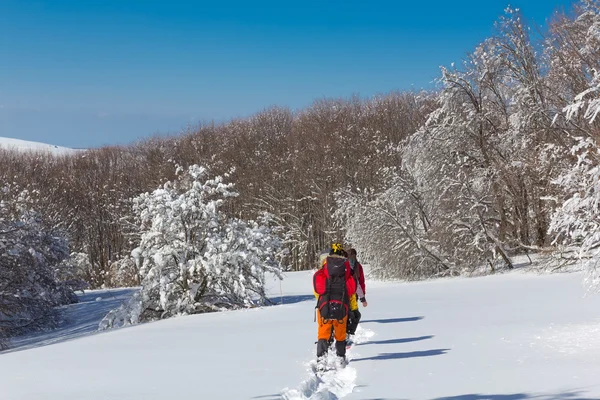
347, 248, 367, 336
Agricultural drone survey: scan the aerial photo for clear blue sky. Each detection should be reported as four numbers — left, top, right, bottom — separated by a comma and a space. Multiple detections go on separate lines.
0, 0, 574, 148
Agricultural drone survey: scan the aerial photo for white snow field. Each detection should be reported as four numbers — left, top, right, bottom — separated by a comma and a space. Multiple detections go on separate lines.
0, 136, 79, 155
2, 269, 600, 399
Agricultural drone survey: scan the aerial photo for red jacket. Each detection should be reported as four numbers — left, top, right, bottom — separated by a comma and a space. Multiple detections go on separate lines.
352, 261, 366, 297
313, 256, 356, 298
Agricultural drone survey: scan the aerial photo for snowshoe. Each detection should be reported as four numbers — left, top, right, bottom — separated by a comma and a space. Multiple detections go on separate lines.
314, 357, 334, 374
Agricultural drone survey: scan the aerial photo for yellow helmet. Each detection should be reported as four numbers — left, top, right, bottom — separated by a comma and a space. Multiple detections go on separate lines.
330, 242, 344, 255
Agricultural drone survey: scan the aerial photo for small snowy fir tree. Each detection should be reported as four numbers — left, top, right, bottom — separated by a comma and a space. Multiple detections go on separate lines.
100, 165, 283, 328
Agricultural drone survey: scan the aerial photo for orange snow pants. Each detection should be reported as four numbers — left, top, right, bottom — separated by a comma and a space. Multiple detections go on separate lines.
317, 310, 348, 342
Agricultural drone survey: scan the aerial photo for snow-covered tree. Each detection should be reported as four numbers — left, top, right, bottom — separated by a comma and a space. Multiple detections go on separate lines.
549, 78, 600, 288
336, 7, 577, 278
100, 165, 283, 328
564, 71, 600, 125
0, 192, 77, 349
547, 1, 600, 290
549, 137, 600, 283
335, 169, 455, 280
402, 35, 518, 271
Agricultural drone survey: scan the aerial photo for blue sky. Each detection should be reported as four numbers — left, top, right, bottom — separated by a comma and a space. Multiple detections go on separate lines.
0, 0, 574, 148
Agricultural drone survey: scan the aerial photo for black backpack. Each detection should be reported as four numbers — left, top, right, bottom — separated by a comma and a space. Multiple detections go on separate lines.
317, 256, 349, 321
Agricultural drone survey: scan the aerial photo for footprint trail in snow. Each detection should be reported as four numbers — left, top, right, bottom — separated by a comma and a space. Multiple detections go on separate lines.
281, 326, 375, 400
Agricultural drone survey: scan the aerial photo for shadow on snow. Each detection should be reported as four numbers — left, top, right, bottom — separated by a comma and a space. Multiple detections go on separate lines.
356, 335, 434, 346
360, 393, 596, 400
268, 294, 315, 305
430, 391, 597, 400
361, 316, 424, 324
352, 348, 450, 362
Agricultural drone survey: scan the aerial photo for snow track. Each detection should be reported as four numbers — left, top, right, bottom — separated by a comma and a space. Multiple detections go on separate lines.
281, 326, 375, 400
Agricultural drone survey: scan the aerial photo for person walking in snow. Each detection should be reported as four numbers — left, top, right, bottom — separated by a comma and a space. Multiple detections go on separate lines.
313, 243, 356, 363
346, 248, 367, 337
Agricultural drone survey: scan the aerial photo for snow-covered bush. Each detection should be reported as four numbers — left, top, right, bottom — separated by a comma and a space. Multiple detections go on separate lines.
107, 256, 140, 287
58, 252, 94, 289
0, 201, 77, 349
100, 165, 283, 329
55, 254, 90, 293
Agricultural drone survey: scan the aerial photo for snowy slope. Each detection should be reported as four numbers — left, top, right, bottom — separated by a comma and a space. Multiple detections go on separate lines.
2, 270, 600, 399
0, 136, 79, 155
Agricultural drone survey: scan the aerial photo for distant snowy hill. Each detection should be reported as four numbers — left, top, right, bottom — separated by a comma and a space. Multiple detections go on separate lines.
0, 136, 80, 155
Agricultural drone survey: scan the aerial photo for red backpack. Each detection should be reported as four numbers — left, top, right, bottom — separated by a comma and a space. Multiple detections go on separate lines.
313, 256, 349, 320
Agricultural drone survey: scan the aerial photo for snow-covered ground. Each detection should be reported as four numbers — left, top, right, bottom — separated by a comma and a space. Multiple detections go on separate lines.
2, 269, 600, 399
0, 136, 80, 155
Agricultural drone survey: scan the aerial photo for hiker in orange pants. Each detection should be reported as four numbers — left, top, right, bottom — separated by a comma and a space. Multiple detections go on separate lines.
313, 243, 356, 361
317, 311, 348, 358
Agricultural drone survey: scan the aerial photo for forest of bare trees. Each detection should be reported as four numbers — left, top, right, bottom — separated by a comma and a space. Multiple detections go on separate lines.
0, 91, 434, 288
